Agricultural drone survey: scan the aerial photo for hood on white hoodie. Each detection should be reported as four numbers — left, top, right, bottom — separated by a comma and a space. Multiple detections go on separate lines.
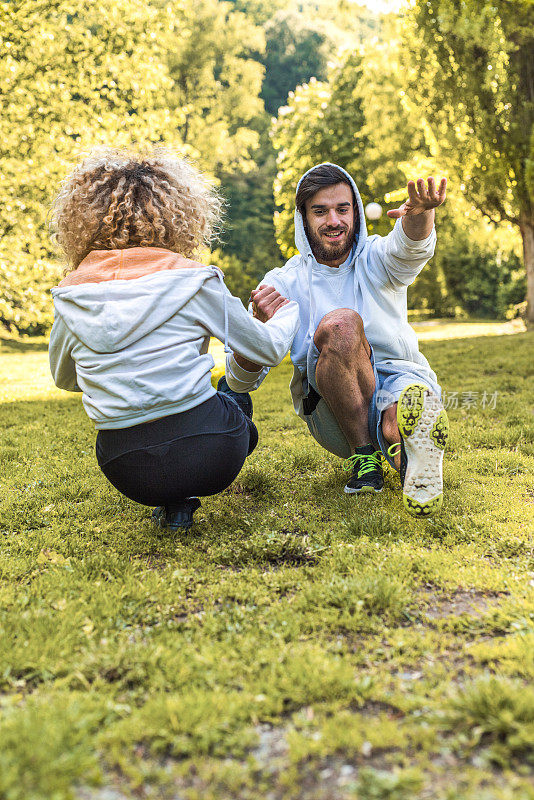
292, 163, 370, 339
294, 162, 368, 267
51, 248, 227, 354
50, 246, 301, 429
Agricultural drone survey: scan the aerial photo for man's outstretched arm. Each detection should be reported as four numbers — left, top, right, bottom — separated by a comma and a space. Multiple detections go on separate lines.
387, 177, 447, 240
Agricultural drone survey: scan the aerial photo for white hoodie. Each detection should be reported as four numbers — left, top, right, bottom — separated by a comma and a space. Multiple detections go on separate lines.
225, 163, 438, 419
49, 247, 299, 429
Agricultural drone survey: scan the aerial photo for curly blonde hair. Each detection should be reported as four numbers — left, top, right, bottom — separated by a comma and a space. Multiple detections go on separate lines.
50, 147, 222, 269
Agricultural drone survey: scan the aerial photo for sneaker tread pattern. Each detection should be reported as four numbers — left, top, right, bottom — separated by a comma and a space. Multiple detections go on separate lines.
397, 383, 448, 518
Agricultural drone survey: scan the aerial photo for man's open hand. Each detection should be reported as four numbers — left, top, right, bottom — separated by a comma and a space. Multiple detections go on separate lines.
387, 177, 447, 219
250, 285, 289, 322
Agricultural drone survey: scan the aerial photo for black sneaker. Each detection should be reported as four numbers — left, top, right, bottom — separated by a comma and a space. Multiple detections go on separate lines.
216, 376, 253, 419
343, 446, 384, 494
152, 498, 201, 531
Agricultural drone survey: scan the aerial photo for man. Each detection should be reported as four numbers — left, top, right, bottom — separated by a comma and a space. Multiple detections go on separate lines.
224, 163, 449, 517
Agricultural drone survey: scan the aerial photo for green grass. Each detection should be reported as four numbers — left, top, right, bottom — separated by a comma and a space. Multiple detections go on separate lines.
0, 330, 533, 799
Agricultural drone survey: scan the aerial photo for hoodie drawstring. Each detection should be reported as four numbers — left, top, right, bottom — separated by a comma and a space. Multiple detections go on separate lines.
213, 267, 231, 353
307, 253, 315, 341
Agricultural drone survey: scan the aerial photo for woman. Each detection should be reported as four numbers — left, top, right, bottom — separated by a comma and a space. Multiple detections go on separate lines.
49, 148, 299, 530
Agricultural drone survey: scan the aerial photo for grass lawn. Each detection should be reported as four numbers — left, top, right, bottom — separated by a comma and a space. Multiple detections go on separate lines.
0, 326, 533, 799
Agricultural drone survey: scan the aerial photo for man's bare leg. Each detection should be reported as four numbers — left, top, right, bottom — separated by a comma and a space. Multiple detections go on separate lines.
381, 404, 401, 470
314, 309, 375, 452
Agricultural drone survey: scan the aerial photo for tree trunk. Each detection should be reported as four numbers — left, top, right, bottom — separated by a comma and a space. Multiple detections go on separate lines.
521, 218, 534, 326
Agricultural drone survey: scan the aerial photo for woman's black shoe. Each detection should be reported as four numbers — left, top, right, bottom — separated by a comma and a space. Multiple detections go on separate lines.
152, 498, 201, 531
152, 506, 165, 523
164, 497, 201, 531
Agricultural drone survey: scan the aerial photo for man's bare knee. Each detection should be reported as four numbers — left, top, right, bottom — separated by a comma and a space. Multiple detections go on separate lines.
314, 309, 364, 347
314, 309, 369, 355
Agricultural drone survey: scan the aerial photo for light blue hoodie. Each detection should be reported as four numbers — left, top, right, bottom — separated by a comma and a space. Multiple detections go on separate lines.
225, 163, 438, 418
49, 248, 299, 429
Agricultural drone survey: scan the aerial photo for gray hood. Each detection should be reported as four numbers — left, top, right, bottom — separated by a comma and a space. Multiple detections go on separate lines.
52, 267, 221, 355
294, 163, 368, 338
294, 162, 368, 265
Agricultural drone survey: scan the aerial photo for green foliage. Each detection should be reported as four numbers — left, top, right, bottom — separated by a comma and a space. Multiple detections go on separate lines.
219, 129, 284, 288
227, 0, 287, 26
407, 0, 534, 319
407, 0, 533, 226
163, 0, 265, 173
218, 0, 380, 285
0, 251, 63, 335
0, 0, 173, 333
297, 0, 383, 52
209, 248, 258, 306
440, 239, 525, 319
0, 0, 266, 333
272, 53, 375, 259
0, 0, 172, 259
261, 11, 329, 115
5, 0, 530, 331
272, 25, 525, 318
410, 205, 526, 318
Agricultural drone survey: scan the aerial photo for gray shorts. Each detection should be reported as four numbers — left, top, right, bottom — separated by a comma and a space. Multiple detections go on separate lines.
303, 341, 441, 468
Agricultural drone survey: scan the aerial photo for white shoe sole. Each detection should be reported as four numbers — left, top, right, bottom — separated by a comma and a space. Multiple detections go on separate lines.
397, 383, 449, 517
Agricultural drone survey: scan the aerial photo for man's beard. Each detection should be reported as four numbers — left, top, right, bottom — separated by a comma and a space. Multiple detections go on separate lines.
305, 219, 356, 264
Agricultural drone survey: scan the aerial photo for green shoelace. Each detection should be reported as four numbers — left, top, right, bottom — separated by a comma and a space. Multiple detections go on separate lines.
387, 442, 401, 460
342, 450, 382, 476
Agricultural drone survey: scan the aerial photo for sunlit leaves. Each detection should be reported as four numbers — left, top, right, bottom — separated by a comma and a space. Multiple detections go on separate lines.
408, 0, 533, 226
0, 0, 266, 332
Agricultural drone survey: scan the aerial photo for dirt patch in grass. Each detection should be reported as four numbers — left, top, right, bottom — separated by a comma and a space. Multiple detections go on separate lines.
251, 723, 394, 800
77, 787, 129, 800
418, 587, 506, 621
253, 723, 289, 773
358, 699, 406, 719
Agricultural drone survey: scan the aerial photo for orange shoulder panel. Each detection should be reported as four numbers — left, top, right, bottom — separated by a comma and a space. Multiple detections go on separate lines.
58, 248, 208, 287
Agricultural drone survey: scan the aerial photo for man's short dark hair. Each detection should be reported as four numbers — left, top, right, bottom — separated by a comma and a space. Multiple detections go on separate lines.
296, 164, 355, 217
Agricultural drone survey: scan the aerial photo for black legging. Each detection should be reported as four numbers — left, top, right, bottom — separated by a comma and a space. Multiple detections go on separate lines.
95, 393, 258, 508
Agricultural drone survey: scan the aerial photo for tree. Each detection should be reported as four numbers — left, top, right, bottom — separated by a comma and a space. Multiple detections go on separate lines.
0, 0, 178, 257
406, 0, 534, 322
162, 0, 265, 173
271, 42, 455, 313
271, 30, 524, 318
201, 0, 381, 289
220, 134, 285, 281
0, 0, 267, 333
261, 11, 329, 115
0, 0, 173, 331
271, 47, 405, 259
226, 0, 287, 26
209, 248, 258, 305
